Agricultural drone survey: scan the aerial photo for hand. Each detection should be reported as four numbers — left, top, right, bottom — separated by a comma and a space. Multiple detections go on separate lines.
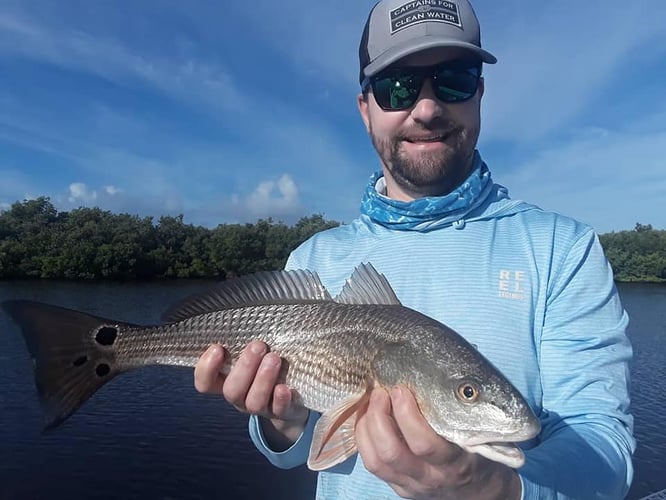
194, 341, 309, 450
355, 386, 521, 500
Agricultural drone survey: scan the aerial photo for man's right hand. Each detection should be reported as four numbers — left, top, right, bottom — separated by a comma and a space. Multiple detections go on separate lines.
194, 341, 309, 451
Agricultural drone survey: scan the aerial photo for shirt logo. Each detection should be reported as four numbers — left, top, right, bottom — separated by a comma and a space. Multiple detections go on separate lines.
498, 270, 527, 301
390, 0, 462, 34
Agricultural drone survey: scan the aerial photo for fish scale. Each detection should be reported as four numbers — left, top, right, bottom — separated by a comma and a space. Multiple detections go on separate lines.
113, 303, 391, 411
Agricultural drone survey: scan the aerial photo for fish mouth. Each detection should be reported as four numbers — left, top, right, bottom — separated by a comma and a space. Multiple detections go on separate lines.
458, 419, 541, 469
461, 418, 541, 446
461, 441, 526, 469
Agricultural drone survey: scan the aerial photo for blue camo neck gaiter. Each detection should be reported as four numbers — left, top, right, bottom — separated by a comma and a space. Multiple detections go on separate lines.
360, 153, 495, 231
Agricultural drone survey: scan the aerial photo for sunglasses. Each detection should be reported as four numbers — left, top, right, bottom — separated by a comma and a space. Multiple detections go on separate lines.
362, 60, 482, 111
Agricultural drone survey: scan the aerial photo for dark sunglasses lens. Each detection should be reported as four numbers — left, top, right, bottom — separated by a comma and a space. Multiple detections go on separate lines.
434, 67, 480, 102
372, 73, 421, 110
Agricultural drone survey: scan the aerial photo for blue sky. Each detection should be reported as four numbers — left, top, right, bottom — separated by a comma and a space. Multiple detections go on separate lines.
1, 0, 665, 234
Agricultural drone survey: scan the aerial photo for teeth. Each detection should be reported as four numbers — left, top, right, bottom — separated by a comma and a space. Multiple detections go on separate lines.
411, 137, 441, 142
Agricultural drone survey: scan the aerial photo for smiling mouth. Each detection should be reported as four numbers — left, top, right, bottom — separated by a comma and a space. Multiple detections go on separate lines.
405, 136, 446, 143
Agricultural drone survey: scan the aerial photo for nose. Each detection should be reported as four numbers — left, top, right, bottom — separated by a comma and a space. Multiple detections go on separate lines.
410, 79, 446, 124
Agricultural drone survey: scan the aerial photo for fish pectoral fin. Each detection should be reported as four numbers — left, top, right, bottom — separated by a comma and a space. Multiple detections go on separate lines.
307, 393, 368, 471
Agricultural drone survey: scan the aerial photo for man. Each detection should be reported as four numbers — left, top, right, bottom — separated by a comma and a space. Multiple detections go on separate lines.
194, 0, 635, 498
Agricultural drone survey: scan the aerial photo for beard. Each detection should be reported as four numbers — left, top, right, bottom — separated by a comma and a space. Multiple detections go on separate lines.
370, 120, 479, 197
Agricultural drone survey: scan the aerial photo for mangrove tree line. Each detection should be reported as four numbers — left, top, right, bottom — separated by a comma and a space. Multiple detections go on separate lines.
0, 197, 338, 279
1, 198, 664, 282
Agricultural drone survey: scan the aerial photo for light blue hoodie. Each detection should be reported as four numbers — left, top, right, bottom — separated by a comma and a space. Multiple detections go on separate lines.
248, 154, 635, 499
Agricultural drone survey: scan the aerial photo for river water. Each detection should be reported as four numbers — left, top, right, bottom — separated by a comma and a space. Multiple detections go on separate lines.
0, 280, 663, 499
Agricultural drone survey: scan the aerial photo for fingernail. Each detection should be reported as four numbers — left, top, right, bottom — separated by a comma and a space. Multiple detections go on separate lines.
391, 386, 404, 404
263, 353, 281, 368
250, 341, 266, 355
209, 344, 222, 360
370, 388, 384, 403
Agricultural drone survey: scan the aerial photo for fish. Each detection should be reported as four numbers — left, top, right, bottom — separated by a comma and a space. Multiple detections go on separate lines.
2, 263, 540, 470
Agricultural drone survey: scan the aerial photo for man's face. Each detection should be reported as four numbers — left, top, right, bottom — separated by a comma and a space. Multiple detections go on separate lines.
358, 47, 484, 201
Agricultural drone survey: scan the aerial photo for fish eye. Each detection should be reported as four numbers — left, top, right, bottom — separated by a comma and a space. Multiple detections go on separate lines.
456, 382, 480, 403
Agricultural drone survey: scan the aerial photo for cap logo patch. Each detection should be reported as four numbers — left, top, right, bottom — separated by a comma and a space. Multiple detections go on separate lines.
390, 0, 462, 34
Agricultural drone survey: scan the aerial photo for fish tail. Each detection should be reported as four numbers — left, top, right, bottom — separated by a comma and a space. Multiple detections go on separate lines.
2, 299, 134, 430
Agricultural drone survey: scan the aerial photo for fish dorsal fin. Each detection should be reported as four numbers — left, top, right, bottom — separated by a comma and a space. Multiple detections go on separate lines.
161, 269, 332, 323
307, 392, 368, 471
334, 263, 402, 306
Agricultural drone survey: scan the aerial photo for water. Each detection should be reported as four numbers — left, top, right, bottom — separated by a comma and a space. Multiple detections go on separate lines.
617, 283, 666, 499
0, 280, 317, 500
0, 280, 663, 499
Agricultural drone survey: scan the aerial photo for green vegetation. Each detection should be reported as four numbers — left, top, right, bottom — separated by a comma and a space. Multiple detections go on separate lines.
0, 197, 339, 280
1, 198, 664, 282
600, 223, 666, 283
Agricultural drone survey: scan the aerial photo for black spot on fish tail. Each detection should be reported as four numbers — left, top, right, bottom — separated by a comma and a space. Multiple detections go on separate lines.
95, 326, 118, 346
73, 356, 88, 367
0, 299, 137, 430
95, 363, 111, 377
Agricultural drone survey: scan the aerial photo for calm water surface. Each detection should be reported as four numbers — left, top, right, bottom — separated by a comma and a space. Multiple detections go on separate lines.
0, 280, 663, 499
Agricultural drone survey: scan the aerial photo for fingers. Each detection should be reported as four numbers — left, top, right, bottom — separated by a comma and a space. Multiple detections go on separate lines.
357, 386, 493, 499
220, 341, 270, 410
270, 385, 297, 419
357, 386, 463, 491
357, 388, 417, 484
239, 351, 283, 414
390, 386, 461, 464
194, 341, 306, 424
194, 344, 226, 394
194, 340, 308, 453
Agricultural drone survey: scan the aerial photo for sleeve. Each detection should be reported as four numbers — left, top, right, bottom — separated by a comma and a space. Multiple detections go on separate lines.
248, 409, 320, 469
518, 230, 636, 499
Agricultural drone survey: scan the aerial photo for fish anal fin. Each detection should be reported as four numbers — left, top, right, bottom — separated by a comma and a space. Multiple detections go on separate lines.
307, 393, 368, 471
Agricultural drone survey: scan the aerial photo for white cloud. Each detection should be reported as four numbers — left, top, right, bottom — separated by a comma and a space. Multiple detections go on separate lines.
66, 182, 123, 206
52, 180, 185, 221
68, 182, 97, 204
179, 174, 308, 226
228, 174, 302, 222
246, 174, 299, 213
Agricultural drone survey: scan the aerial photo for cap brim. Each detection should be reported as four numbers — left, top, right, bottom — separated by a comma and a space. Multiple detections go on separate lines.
364, 37, 497, 79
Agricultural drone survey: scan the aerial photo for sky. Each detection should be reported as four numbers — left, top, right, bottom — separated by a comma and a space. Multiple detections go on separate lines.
1, 0, 665, 234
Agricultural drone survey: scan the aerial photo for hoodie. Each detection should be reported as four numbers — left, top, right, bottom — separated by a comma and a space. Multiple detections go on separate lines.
248, 153, 635, 499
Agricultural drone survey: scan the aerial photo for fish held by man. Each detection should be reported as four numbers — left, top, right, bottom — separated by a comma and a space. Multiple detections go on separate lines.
2, 263, 540, 471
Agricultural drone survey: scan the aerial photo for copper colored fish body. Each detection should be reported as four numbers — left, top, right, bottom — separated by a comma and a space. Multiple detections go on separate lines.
2, 264, 540, 470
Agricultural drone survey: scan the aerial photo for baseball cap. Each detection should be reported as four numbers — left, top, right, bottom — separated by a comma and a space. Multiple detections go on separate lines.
359, 0, 497, 85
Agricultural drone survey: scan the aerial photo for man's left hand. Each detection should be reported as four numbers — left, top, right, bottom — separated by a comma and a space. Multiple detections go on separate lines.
354, 386, 521, 500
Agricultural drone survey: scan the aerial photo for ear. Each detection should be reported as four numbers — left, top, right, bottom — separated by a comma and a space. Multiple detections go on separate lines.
357, 93, 371, 133
478, 77, 485, 100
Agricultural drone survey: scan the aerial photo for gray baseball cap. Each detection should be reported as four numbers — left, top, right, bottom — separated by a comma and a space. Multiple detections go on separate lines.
359, 0, 497, 85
